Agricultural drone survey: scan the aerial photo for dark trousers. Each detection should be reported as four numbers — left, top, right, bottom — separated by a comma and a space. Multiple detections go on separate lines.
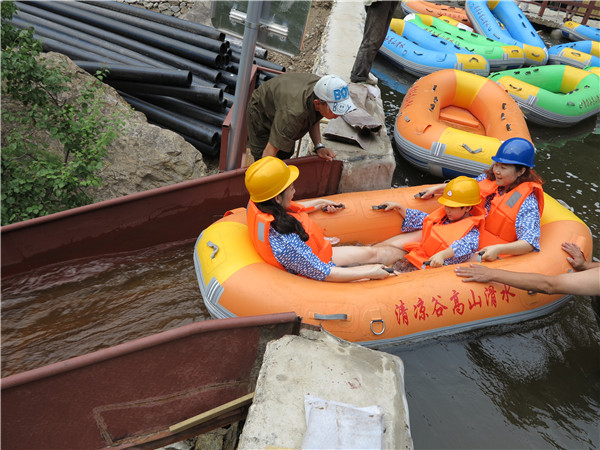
350, 0, 399, 83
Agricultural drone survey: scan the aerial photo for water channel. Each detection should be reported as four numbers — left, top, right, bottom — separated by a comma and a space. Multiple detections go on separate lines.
2, 30, 599, 450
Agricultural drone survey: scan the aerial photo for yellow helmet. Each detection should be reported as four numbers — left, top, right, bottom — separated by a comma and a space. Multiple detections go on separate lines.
438, 176, 481, 207
245, 156, 299, 203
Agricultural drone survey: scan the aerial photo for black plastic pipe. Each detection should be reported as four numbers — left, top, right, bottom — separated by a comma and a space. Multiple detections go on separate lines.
85, 0, 225, 42
217, 70, 238, 88
215, 82, 229, 93
228, 40, 268, 60
119, 92, 219, 146
260, 71, 279, 83
29, 31, 119, 65
14, 7, 162, 68
70, 1, 229, 55
134, 94, 227, 128
227, 59, 285, 75
15, 2, 222, 83
191, 76, 214, 88
24, 1, 224, 69
10, 17, 146, 67
229, 49, 285, 73
223, 92, 234, 109
73, 62, 192, 87
177, 133, 220, 157
107, 80, 224, 111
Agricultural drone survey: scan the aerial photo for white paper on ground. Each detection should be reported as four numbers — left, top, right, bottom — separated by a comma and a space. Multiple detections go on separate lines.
301, 394, 384, 450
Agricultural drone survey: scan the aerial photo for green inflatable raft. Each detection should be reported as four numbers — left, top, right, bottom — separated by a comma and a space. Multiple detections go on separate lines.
488, 65, 600, 127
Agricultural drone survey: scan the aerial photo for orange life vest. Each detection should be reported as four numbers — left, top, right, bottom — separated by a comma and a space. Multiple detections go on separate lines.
403, 206, 485, 269
246, 200, 332, 270
478, 179, 544, 248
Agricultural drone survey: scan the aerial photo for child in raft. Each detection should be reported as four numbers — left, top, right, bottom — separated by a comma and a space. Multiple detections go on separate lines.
377, 176, 485, 272
415, 137, 544, 261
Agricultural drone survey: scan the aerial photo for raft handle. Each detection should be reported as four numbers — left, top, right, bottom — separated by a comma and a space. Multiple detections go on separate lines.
462, 143, 482, 154
207, 241, 219, 259
370, 319, 386, 336
314, 313, 348, 321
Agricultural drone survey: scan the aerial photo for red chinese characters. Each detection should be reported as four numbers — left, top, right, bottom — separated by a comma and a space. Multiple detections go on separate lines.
395, 300, 409, 326
450, 289, 465, 315
394, 284, 515, 328
414, 297, 429, 321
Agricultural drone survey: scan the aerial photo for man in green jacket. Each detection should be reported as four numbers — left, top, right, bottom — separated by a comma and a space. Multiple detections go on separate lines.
244, 73, 355, 166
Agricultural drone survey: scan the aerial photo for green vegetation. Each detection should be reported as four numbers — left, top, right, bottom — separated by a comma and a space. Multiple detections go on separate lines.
1, 1, 127, 225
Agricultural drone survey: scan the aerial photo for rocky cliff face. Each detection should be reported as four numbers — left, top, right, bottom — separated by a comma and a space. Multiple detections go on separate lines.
1, 52, 210, 203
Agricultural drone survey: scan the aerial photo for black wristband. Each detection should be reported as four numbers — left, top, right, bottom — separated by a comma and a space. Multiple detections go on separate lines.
314, 143, 326, 152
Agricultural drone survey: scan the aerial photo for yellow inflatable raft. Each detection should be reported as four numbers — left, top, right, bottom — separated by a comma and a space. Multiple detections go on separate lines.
194, 186, 592, 346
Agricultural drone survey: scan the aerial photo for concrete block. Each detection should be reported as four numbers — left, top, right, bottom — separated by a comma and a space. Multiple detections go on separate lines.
238, 329, 413, 450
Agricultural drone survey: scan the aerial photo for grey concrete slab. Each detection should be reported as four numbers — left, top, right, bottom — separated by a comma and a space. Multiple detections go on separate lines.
238, 329, 413, 450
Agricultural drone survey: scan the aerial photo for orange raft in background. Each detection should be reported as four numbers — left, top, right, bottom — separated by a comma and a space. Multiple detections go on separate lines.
394, 69, 531, 178
194, 185, 592, 347
400, 0, 472, 27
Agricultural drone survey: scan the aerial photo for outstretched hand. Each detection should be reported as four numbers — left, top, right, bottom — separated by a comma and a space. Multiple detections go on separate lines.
561, 242, 586, 271
454, 264, 494, 282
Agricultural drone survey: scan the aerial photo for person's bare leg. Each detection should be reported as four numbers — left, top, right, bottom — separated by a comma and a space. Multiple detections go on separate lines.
375, 230, 423, 249
332, 245, 405, 267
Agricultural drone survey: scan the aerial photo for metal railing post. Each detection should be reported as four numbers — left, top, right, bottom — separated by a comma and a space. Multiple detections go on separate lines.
225, 1, 262, 171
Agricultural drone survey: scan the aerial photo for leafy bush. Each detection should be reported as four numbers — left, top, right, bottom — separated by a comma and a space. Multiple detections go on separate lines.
1, 1, 127, 225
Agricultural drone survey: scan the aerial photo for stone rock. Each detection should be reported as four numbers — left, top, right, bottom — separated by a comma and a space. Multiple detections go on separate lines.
1, 52, 210, 203
179, 1, 212, 26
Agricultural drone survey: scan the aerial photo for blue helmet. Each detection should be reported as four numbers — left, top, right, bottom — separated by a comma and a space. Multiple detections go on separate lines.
492, 138, 536, 167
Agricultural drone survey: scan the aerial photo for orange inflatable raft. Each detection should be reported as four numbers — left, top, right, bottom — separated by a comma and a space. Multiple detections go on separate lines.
394, 69, 531, 178
401, 0, 472, 27
194, 186, 592, 347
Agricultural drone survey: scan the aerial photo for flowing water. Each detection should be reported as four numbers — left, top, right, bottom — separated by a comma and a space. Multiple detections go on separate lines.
1, 241, 205, 377
2, 31, 599, 450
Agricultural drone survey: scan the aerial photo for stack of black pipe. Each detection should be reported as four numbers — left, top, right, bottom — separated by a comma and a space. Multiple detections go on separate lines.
10, 0, 285, 157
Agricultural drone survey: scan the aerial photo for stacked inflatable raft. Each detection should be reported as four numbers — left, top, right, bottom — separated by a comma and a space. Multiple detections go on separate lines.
489, 65, 600, 127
